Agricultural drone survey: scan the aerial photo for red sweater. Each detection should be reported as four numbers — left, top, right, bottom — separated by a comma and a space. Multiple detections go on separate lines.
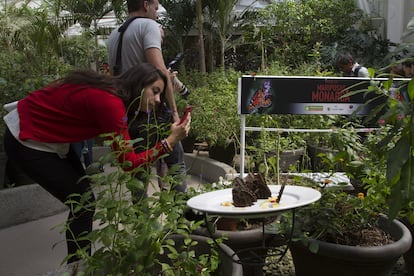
18, 84, 165, 169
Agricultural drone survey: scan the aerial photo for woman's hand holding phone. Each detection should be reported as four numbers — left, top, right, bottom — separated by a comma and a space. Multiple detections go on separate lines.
168, 106, 192, 147
179, 106, 193, 125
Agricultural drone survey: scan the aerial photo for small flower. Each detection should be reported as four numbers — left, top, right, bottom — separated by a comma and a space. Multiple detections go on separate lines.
357, 192, 364, 199
378, 118, 385, 125
397, 114, 404, 121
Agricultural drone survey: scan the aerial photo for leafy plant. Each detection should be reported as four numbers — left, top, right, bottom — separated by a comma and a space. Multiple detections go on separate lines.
187, 69, 241, 148
278, 187, 384, 253
247, 130, 307, 175
241, 0, 362, 68
361, 76, 414, 221
0, 4, 103, 146
65, 135, 221, 275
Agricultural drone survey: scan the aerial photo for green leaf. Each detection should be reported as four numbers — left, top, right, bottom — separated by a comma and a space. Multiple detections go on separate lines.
400, 156, 414, 200
387, 134, 411, 183
125, 177, 142, 193
368, 68, 376, 78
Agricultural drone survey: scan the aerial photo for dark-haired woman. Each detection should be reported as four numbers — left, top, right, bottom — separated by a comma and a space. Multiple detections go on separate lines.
3, 63, 190, 263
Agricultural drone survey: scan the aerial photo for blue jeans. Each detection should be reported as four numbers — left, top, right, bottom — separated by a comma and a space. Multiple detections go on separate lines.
156, 141, 187, 192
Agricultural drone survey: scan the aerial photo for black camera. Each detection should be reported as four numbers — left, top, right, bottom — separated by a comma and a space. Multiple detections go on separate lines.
167, 53, 190, 99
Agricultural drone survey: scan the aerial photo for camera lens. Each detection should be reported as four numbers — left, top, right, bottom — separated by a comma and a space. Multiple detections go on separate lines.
180, 86, 190, 98
173, 76, 190, 98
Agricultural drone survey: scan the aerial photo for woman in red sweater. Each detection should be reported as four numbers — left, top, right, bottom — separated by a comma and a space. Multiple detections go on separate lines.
3, 63, 190, 263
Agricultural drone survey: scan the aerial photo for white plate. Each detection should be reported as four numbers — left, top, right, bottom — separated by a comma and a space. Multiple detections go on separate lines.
187, 185, 321, 218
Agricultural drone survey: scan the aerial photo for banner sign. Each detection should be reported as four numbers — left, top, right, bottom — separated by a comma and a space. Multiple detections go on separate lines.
238, 75, 388, 115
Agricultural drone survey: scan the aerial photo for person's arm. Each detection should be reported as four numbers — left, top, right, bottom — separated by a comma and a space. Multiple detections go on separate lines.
145, 47, 179, 122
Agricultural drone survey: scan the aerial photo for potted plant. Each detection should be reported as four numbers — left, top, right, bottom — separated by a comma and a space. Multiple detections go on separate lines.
248, 132, 307, 173
277, 186, 412, 276
315, 124, 371, 194
304, 115, 353, 171
187, 69, 241, 165
246, 115, 308, 174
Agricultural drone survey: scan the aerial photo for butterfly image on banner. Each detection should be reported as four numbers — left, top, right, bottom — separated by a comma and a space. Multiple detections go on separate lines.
247, 80, 273, 114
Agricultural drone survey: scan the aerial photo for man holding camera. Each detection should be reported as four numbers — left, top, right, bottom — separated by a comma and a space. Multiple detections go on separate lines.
107, 0, 187, 196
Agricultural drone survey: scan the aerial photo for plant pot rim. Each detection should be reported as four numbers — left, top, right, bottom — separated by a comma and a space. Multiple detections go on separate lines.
279, 147, 306, 155
306, 143, 338, 152
193, 216, 280, 247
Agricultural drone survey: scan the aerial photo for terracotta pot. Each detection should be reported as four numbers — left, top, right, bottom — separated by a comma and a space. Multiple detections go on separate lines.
290, 215, 412, 276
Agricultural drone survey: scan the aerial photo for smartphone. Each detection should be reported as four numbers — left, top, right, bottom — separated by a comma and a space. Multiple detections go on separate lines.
179, 105, 193, 125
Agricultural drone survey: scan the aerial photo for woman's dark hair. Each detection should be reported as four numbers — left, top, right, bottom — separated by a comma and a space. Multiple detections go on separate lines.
115, 63, 167, 112
54, 70, 114, 90
54, 63, 167, 113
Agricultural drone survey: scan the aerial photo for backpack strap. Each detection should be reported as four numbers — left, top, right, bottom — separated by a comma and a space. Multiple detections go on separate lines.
112, 16, 143, 76
353, 66, 361, 77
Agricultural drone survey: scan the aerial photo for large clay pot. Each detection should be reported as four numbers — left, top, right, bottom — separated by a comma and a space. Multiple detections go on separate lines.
290, 215, 412, 276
